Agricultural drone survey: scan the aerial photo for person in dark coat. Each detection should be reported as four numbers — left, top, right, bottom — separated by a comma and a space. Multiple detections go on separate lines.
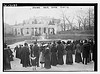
14, 45, 20, 58
44, 46, 51, 69
51, 42, 57, 66
8, 46, 14, 61
65, 41, 73, 65
82, 40, 90, 65
20, 43, 30, 67
18, 45, 23, 59
3, 43, 11, 70
87, 39, 93, 62
57, 40, 64, 65
75, 44, 82, 63
32, 42, 40, 67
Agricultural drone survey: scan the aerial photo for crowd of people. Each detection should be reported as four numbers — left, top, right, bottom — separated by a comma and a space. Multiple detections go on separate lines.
4, 39, 96, 71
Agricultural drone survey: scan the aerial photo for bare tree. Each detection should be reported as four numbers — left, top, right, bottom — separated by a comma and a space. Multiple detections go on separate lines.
60, 9, 75, 31
77, 7, 94, 30
61, 11, 66, 31
65, 16, 74, 30
87, 7, 94, 29
77, 15, 87, 30
77, 19, 81, 30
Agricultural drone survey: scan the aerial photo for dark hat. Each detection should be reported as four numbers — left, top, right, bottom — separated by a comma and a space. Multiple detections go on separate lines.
62, 41, 65, 44
67, 41, 71, 44
57, 40, 61, 44
34, 42, 37, 44
24, 43, 28, 46
84, 40, 87, 43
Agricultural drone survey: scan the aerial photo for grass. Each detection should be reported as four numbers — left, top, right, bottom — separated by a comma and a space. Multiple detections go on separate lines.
4, 36, 32, 45
4, 30, 94, 45
48, 34, 94, 40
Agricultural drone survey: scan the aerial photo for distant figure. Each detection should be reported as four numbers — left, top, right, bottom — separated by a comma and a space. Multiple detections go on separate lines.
44, 46, 51, 69
19, 45, 23, 59
20, 43, 30, 67
65, 41, 73, 65
32, 42, 40, 67
3, 43, 11, 70
14, 45, 20, 58
82, 40, 90, 65
8, 46, 14, 61
57, 40, 64, 65
51, 42, 57, 66
75, 44, 82, 63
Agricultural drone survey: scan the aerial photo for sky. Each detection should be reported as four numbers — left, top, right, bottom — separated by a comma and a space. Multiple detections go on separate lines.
4, 6, 94, 25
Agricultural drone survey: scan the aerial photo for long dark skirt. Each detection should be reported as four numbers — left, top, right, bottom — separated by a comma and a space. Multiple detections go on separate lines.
4, 57, 11, 70
58, 53, 64, 65
75, 52, 82, 63
44, 56, 51, 69
4, 50, 11, 70
21, 55, 30, 67
66, 51, 73, 64
31, 59, 36, 66
87, 52, 91, 63
16, 50, 20, 58
51, 53, 57, 66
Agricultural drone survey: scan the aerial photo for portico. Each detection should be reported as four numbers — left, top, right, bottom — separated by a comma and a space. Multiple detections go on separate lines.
13, 24, 57, 36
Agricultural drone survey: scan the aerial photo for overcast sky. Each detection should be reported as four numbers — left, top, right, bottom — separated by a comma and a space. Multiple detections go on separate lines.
4, 6, 94, 25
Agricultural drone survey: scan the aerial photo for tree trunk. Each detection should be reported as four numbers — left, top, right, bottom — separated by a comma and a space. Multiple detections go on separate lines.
79, 23, 81, 30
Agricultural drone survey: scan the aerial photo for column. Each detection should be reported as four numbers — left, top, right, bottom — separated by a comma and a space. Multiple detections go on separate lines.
39, 28, 40, 34
48, 28, 49, 35
54, 27, 57, 34
32, 28, 34, 35
42, 27, 44, 34
22, 28, 24, 36
21, 28, 23, 36
34, 27, 35, 36
46, 27, 48, 35
41, 27, 43, 35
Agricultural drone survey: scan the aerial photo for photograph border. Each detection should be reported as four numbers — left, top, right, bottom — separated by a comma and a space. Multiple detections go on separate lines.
2, 3, 98, 72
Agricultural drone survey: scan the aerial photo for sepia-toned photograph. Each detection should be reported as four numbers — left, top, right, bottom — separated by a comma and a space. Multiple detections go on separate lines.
3, 3, 97, 72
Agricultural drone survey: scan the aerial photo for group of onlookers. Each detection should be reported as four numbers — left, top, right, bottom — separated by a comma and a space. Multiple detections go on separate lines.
4, 38, 96, 71
3, 43, 14, 70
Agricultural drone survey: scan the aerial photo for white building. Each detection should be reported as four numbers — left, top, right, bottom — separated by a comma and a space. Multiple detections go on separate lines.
12, 19, 57, 36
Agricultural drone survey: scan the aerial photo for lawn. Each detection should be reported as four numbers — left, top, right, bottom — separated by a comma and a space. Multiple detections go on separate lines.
4, 30, 94, 45
4, 34, 94, 45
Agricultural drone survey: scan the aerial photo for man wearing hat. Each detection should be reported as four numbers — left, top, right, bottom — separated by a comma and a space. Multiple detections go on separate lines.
57, 40, 64, 65
3, 43, 11, 70
20, 43, 30, 67
82, 40, 90, 65
32, 42, 40, 67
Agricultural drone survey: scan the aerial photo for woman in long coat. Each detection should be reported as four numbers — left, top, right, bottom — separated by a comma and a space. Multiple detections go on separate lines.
65, 41, 73, 65
14, 45, 20, 58
75, 44, 82, 63
44, 46, 51, 69
51, 43, 57, 66
8, 46, 14, 61
82, 40, 90, 65
57, 41, 64, 65
20, 43, 30, 67
4, 43, 11, 70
